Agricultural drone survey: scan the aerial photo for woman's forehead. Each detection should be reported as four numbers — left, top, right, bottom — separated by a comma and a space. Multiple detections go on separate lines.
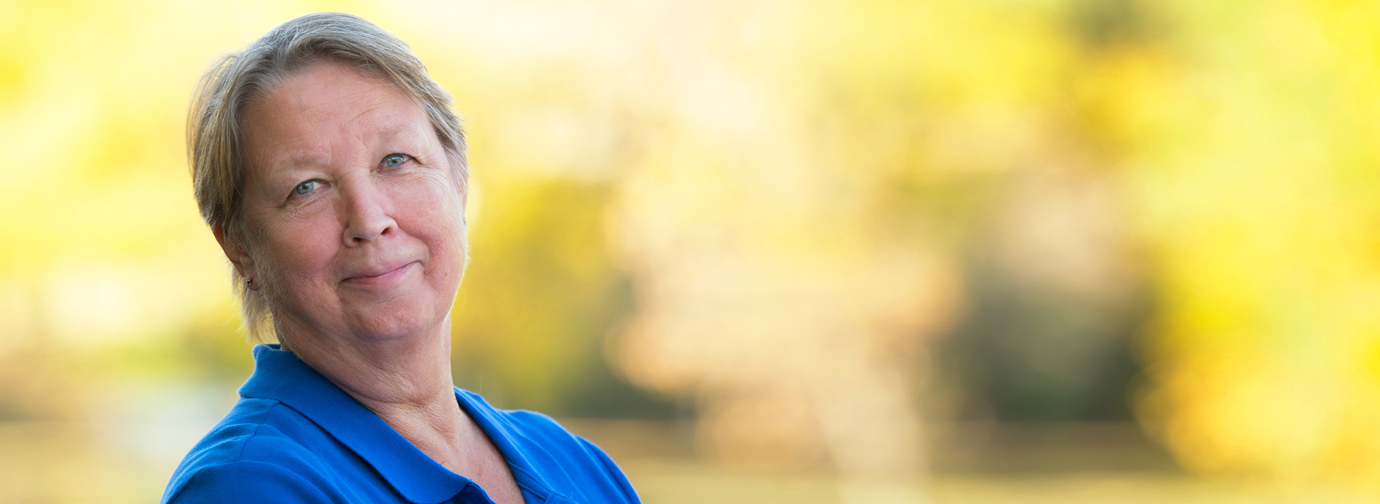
249, 63, 423, 131
242, 64, 434, 167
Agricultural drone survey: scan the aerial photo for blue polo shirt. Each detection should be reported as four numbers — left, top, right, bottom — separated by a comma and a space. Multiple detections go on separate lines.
161, 345, 640, 504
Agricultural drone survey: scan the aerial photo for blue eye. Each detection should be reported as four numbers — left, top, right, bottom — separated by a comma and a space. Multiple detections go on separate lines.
294, 180, 318, 195
383, 154, 408, 167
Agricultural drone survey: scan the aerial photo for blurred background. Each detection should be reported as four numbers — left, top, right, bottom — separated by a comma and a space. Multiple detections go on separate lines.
3, 0, 1380, 502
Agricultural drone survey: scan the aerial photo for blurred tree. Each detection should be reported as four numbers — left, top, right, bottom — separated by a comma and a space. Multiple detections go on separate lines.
450, 176, 673, 419
7, 0, 1380, 491
931, 0, 1161, 425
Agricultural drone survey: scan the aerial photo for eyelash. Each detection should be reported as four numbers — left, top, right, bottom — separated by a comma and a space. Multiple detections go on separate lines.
382, 153, 411, 168
293, 180, 318, 196
288, 154, 413, 200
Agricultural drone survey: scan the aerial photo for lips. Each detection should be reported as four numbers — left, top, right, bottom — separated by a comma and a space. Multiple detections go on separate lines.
341, 261, 418, 286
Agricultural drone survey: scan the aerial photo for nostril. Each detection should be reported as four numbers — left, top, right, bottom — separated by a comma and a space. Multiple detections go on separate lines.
342, 212, 398, 246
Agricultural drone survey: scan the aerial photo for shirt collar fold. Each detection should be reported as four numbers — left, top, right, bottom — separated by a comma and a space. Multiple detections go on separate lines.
238, 344, 476, 504
453, 390, 560, 501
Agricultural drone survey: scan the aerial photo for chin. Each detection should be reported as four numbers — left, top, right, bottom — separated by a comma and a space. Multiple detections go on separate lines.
351, 300, 449, 341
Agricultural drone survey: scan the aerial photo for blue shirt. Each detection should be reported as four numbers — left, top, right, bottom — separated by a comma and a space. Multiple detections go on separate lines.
161, 345, 641, 504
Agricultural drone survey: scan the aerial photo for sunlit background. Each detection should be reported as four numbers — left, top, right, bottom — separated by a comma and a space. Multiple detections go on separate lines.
3, 0, 1380, 502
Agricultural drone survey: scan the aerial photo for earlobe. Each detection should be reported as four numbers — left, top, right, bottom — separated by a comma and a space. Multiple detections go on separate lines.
212, 223, 257, 283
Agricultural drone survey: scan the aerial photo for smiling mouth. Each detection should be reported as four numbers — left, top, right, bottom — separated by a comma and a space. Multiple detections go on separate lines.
342, 261, 418, 285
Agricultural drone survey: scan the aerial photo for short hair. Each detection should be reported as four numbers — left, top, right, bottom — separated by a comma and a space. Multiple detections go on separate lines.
188, 12, 467, 340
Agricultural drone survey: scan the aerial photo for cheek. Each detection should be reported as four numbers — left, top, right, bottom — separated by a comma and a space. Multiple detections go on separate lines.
259, 220, 339, 285
403, 181, 467, 278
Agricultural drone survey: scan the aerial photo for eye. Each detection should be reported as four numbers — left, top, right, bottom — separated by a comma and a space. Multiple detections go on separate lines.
293, 180, 319, 195
382, 153, 410, 167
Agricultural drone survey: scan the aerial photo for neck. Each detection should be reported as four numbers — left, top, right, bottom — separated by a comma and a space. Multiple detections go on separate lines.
278, 318, 469, 467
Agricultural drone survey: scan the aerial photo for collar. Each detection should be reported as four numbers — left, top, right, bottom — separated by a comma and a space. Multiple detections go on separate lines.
453, 389, 562, 502
239, 344, 476, 504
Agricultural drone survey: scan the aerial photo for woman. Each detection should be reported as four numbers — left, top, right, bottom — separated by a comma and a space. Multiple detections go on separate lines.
162, 12, 639, 504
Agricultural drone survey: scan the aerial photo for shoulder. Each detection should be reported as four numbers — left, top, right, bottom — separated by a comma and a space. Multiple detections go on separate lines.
509, 410, 642, 503
459, 390, 641, 503
162, 398, 332, 504
459, 390, 585, 450
164, 460, 334, 504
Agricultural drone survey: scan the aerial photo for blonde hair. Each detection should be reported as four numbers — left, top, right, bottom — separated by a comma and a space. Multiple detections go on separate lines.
188, 12, 467, 340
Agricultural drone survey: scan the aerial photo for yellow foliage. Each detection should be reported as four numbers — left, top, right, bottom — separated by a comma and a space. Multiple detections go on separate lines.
5, 0, 1380, 490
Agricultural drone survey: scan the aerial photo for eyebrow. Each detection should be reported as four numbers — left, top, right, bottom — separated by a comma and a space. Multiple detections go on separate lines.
371, 121, 424, 145
279, 123, 421, 165
280, 154, 328, 170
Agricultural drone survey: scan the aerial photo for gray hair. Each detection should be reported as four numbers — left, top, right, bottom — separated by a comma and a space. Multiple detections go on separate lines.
188, 12, 467, 341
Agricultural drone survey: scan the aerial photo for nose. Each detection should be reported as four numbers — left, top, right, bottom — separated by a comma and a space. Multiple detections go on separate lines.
340, 176, 397, 246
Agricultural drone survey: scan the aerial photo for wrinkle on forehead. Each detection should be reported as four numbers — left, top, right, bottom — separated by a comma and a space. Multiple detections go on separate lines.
241, 62, 430, 176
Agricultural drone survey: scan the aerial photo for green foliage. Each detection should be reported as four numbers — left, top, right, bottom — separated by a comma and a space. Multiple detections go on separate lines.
451, 177, 672, 418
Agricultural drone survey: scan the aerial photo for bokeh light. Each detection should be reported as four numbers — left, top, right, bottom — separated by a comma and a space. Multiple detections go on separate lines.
3, 0, 1380, 502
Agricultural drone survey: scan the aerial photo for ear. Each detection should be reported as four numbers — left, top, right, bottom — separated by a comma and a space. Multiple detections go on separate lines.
213, 223, 257, 286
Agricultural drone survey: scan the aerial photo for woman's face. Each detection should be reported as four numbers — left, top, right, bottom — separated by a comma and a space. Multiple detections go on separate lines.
229, 61, 467, 345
